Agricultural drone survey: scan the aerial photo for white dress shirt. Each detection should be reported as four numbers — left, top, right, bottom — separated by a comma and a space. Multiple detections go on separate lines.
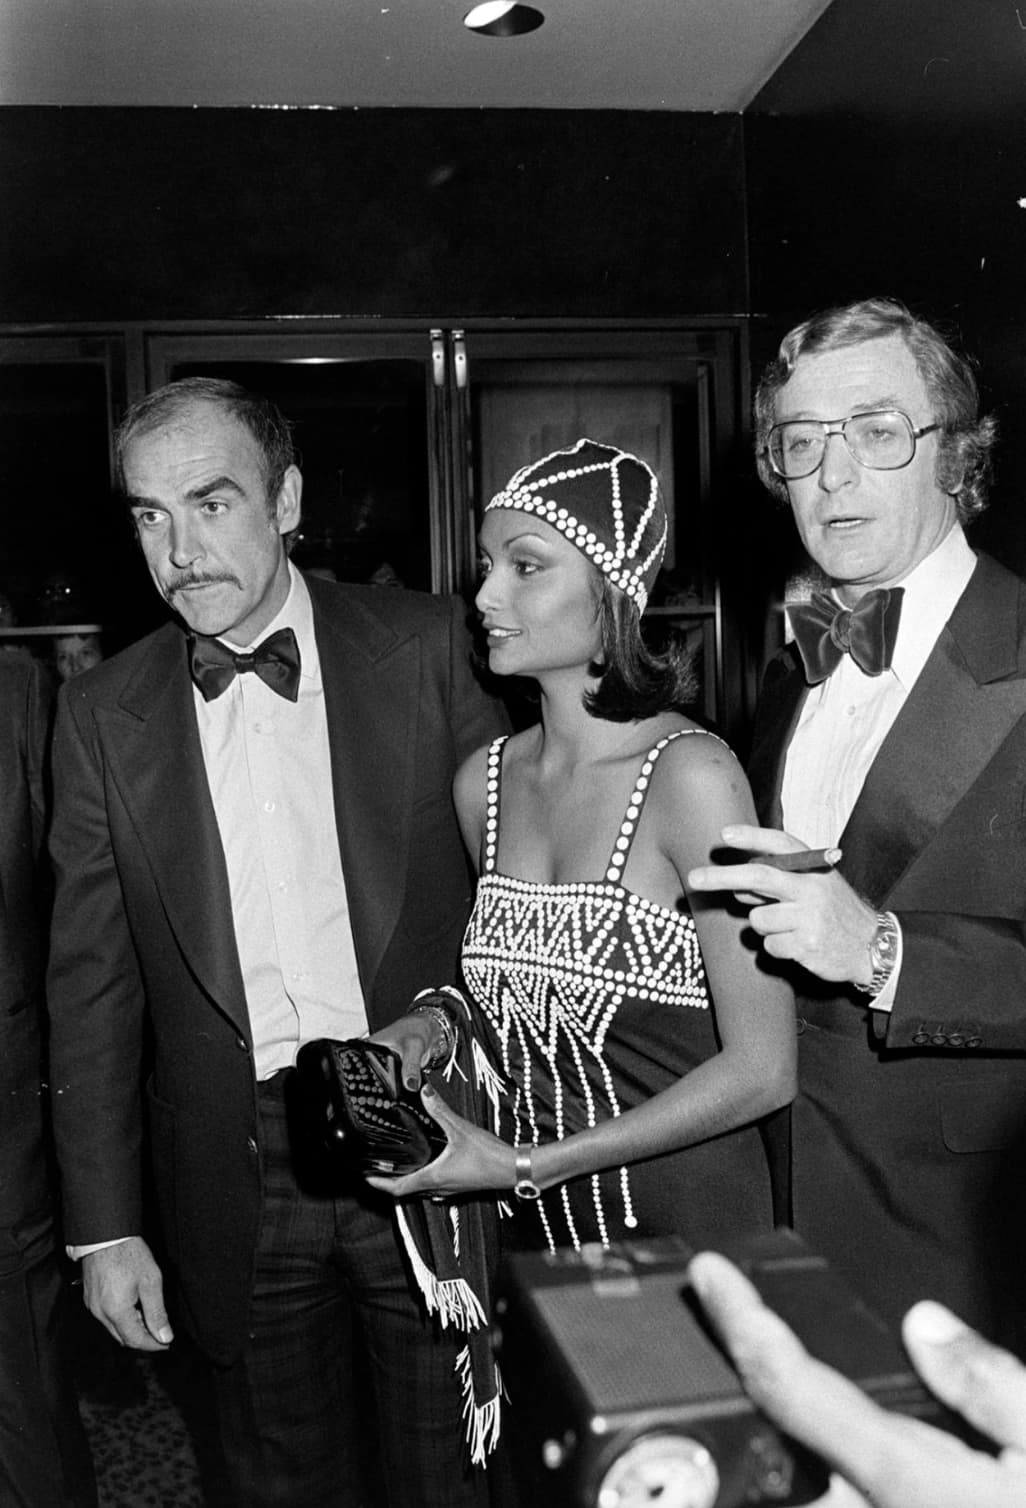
195, 565, 368, 1079
781, 524, 977, 1007
71, 566, 367, 1259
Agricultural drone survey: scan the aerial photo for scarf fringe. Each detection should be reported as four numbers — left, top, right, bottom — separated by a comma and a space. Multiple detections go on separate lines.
471, 1037, 507, 1118
394, 990, 505, 1465
456, 1345, 503, 1465
395, 1204, 486, 1331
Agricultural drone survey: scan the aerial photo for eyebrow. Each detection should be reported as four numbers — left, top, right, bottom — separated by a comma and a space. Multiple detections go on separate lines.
498, 529, 554, 548
126, 474, 245, 507
776, 396, 909, 422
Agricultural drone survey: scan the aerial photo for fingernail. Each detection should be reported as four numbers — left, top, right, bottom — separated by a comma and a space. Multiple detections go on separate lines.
905, 1301, 969, 1344
421, 1082, 435, 1098
157, 1326, 174, 1344
405, 1077, 418, 1091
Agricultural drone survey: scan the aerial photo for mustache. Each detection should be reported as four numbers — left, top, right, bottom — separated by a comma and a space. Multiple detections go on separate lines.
164, 573, 241, 595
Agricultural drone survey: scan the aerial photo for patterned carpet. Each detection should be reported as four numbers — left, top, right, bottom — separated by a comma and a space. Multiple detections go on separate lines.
73, 1316, 231, 1508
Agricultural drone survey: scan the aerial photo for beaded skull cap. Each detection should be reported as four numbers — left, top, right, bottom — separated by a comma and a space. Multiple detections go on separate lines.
484, 438, 667, 612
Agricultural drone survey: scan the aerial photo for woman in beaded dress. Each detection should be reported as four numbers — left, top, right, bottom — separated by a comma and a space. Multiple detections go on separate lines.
370, 438, 796, 1253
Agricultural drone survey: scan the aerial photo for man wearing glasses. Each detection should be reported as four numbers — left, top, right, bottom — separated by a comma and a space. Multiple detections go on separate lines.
689, 297, 1026, 1355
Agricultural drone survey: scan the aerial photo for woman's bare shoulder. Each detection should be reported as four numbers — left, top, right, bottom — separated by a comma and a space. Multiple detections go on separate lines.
649, 722, 755, 824
454, 726, 538, 810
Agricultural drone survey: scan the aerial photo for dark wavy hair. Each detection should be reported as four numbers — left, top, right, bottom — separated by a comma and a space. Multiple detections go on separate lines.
114, 376, 297, 516
754, 297, 997, 525
584, 577, 697, 722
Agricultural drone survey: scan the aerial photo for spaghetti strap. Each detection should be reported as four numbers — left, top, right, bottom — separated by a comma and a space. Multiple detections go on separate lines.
604, 728, 728, 885
480, 735, 510, 876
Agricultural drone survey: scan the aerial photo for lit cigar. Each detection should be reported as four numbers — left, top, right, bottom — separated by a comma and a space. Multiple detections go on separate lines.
757, 847, 842, 872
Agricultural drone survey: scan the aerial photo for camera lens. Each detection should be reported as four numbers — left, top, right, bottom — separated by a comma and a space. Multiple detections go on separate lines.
595, 1432, 719, 1508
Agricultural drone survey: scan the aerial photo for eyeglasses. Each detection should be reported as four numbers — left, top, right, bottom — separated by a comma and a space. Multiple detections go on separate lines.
765, 409, 941, 481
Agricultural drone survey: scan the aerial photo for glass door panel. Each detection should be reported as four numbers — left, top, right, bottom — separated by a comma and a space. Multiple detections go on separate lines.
157, 356, 433, 593
462, 340, 735, 730
0, 339, 148, 657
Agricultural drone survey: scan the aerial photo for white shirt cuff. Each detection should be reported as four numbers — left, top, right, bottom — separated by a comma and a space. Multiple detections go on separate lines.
67, 1236, 135, 1260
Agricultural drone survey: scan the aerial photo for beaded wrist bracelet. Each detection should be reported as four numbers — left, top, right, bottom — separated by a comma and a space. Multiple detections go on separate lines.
409, 997, 458, 1068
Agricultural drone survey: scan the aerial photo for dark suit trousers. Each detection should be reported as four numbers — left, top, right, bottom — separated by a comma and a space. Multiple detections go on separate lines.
0, 1209, 96, 1508
210, 1075, 491, 1508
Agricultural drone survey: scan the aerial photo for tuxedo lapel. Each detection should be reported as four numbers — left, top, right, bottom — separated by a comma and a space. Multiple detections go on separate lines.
747, 646, 808, 827
840, 556, 1026, 901
97, 628, 250, 1035
311, 586, 417, 1003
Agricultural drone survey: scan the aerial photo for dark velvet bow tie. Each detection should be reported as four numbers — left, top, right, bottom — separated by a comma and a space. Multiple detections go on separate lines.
788, 587, 904, 684
188, 626, 301, 703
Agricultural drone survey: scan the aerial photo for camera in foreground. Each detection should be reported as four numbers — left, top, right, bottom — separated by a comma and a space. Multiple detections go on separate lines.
496, 1227, 947, 1508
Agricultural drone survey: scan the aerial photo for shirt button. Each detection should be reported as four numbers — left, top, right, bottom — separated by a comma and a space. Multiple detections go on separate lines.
795, 1017, 807, 1035
236, 1036, 249, 1053
264, 801, 276, 813
246, 1136, 259, 1155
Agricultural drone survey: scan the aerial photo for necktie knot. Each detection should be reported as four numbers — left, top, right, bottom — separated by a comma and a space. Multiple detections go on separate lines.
789, 587, 904, 685
189, 626, 301, 702
829, 608, 857, 655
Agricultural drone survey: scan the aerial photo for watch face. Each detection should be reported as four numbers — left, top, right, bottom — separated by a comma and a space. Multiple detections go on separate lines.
514, 1179, 541, 1202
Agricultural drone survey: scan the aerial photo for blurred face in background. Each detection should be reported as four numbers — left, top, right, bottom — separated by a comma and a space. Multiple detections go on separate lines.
55, 632, 103, 682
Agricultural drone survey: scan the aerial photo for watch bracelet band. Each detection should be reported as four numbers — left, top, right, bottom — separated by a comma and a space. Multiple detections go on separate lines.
513, 1144, 541, 1201
408, 999, 457, 1068
864, 909, 900, 995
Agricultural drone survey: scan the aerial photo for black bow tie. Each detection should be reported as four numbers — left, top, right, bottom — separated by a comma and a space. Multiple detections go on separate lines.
189, 626, 301, 703
788, 587, 904, 684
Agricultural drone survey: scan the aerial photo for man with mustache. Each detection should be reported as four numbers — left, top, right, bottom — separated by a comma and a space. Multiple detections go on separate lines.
45, 377, 506, 1507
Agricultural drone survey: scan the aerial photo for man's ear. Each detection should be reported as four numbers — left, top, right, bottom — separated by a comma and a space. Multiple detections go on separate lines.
275, 465, 303, 534
936, 433, 968, 498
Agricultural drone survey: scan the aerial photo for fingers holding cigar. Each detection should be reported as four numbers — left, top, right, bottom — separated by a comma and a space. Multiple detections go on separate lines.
687, 824, 843, 901
760, 847, 842, 872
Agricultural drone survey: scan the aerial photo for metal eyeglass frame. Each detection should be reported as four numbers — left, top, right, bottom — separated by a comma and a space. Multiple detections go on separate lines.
764, 409, 941, 481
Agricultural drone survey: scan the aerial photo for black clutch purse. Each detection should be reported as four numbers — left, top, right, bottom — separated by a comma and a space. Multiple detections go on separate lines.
295, 1037, 448, 1177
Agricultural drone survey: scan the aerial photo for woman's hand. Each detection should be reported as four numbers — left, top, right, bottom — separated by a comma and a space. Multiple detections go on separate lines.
367, 1013, 442, 1092
365, 1083, 515, 1200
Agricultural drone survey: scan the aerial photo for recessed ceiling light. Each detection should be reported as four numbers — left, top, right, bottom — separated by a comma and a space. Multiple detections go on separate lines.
464, 3, 545, 38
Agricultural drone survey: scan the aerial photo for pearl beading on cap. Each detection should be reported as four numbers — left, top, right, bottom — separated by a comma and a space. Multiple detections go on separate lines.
485, 438, 668, 612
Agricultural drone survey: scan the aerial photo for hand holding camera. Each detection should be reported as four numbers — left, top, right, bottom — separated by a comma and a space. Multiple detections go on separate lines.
689, 1249, 1026, 1508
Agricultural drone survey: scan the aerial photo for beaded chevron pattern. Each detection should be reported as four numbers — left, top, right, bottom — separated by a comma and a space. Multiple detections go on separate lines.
463, 731, 714, 1251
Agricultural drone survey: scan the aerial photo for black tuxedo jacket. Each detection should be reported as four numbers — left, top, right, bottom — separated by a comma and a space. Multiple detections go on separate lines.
46, 576, 506, 1364
749, 552, 1026, 1350
0, 656, 54, 1243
